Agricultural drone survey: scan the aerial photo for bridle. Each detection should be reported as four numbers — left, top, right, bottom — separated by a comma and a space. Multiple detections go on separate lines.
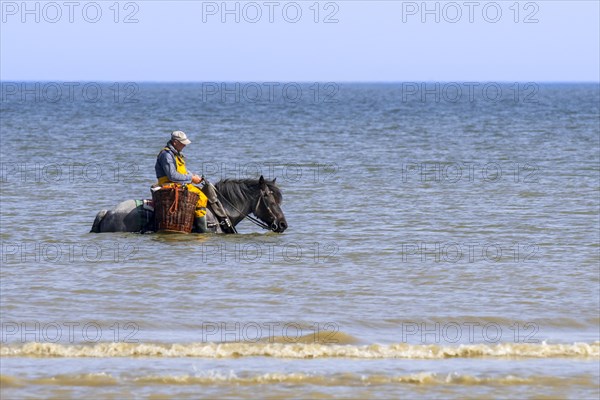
254, 187, 280, 231
214, 184, 280, 231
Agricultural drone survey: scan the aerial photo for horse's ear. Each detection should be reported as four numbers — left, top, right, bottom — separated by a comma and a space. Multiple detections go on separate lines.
272, 177, 276, 184
259, 175, 265, 185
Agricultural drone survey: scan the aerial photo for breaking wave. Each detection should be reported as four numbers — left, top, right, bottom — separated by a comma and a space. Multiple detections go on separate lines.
1, 341, 598, 359
1, 371, 597, 387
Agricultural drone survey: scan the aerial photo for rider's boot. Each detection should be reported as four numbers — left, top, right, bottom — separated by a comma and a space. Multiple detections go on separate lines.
193, 216, 208, 234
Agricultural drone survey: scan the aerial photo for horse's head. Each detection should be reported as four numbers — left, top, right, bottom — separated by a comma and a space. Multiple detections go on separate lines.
255, 175, 287, 233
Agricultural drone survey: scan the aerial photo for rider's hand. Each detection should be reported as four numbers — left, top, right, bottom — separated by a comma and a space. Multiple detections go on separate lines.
191, 175, 202, 184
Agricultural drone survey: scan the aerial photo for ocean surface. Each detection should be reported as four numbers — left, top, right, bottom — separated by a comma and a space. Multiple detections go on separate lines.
1, 82, 599, 399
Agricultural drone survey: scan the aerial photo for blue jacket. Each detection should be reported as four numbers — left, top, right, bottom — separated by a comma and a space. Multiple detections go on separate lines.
155, 147, 193, 184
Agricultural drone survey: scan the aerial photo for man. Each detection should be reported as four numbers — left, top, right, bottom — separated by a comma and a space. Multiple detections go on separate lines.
155, 130, 209, 233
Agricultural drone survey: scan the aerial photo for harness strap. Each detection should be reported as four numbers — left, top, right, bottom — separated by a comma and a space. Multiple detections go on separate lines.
134, 199, 143, 231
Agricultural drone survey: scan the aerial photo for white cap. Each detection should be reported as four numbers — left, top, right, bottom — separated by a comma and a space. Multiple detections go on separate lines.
171, 130, 191, 145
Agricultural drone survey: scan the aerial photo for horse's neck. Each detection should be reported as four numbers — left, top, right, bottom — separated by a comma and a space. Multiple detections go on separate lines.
219, 192, 256, 226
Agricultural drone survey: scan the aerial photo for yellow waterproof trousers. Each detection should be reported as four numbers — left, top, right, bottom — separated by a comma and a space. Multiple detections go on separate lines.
186, 184, 208, 218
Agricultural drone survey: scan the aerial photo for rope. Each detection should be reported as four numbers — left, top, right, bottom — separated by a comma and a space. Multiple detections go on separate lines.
168, 186, 179, 214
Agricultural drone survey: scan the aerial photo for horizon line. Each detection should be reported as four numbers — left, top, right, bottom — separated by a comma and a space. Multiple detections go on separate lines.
1, 80, 599, 84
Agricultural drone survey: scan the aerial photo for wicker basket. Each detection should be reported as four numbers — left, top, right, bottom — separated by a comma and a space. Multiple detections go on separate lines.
152, 186, 199, 233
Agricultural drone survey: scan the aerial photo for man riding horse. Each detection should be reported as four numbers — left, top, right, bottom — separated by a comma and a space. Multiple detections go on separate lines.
90, 131, 287, 234
155, 131, 209, 233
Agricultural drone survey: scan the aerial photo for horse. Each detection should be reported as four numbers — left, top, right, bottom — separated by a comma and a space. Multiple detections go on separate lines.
90, 176, 287, 234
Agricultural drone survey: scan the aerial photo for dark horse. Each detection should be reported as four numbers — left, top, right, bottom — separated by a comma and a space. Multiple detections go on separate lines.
90, 176, 287, 234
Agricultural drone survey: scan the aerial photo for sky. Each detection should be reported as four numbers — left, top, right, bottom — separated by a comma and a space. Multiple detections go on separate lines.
1, 0, 599, 81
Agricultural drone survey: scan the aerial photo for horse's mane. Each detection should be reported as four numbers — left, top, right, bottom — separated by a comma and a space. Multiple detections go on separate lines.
214, 178, 282, 205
